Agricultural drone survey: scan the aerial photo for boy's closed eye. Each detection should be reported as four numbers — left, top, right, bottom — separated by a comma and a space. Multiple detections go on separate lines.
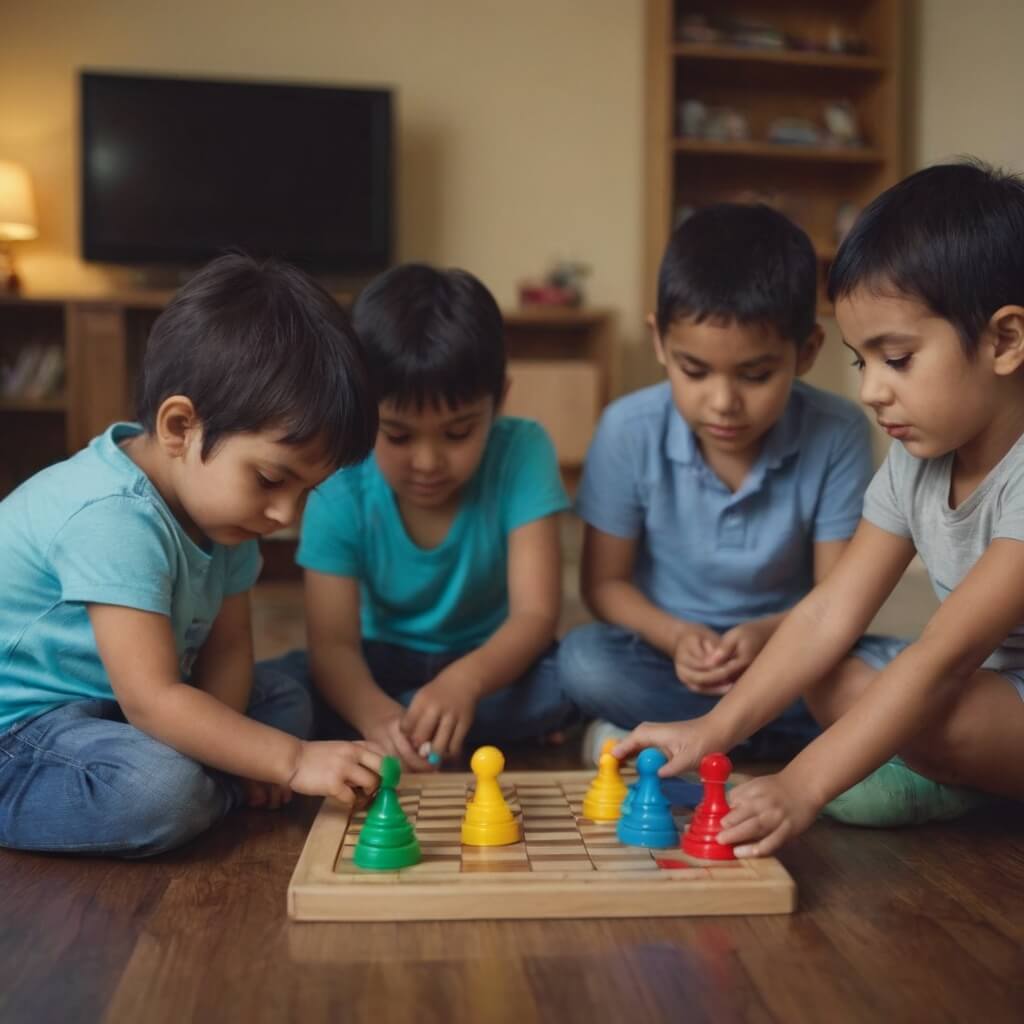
256, 472, 284, 489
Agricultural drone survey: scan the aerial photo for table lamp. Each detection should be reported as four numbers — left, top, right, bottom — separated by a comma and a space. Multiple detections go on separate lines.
0, 160, 39, 293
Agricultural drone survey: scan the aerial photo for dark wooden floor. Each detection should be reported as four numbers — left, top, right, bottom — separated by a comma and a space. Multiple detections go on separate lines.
4, 580, 1023, 1023
3, 739, 1023, 1024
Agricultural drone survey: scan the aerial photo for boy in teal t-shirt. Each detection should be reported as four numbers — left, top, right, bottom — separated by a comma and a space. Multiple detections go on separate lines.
269, 263, 576, 770
0, 255, 384, 857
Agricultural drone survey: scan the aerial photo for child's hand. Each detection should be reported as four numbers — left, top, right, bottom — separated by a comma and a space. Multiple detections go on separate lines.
401, 669, 480, 759
288, 739, 384, 803
241, 778, 293, 809
362, 705, 435, 773
699, 620, 773, 685
717, 770, 819, 857
673, 623, 733, 694
612, 718, 722, 776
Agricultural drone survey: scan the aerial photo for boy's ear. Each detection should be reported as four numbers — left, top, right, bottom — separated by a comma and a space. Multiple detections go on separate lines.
795, 324, 825, 377
648, 313, 667, 367
987, 305, 1024, 376
154, 395, 200, 458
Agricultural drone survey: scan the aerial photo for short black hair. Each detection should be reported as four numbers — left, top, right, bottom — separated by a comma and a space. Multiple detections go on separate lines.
656, 203, 818, 345
137, 253, 377, 465
828, 160, 1024, 355
352, 262, 505, 410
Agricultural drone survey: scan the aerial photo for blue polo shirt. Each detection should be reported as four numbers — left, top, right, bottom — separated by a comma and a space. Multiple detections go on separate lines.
576, 380, 872, 630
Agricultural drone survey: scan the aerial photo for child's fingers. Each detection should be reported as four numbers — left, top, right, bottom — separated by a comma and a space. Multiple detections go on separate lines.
429, 713, 457, 758
346, 763, 383, 794
659, 747, 699, 777
733, 820, 790, 859
406, 706, 442, 749
450, 716, 472, 757
612, 725, 656, 761
389, 726, 432, 771
330, 783, 357, 805
354, 745, 385, 775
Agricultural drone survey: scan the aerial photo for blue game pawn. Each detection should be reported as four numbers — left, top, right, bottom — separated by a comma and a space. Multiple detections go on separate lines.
616, 747, 679, 848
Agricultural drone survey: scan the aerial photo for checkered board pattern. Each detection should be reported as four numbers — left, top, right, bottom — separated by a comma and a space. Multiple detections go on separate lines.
288, 769, 796, 921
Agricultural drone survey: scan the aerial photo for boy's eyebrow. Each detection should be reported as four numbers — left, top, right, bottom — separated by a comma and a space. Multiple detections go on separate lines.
669, 350, 782, 369
843, 332, 919, 352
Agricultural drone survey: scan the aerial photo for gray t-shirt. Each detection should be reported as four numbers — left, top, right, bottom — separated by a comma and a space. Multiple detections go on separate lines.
863, 433, 1024, 671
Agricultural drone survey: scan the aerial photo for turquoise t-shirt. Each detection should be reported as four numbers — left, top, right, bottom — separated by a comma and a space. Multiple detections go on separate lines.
298, 417, 570, 653
0, 423, 262, 731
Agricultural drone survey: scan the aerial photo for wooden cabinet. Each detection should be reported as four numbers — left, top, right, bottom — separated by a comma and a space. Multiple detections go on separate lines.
645, 0, 905, 312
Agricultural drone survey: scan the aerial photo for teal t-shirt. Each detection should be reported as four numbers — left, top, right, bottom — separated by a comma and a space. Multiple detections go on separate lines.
0, 423, 262, 731
298, 417, 570, 653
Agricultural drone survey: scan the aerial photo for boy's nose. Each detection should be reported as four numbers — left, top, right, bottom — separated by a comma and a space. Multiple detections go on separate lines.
709, 380, 741, 413
859, 367, 891, 408
411, 443, 441, 472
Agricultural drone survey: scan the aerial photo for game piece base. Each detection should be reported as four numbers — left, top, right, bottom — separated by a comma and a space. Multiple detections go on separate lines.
288, 768, 796, 921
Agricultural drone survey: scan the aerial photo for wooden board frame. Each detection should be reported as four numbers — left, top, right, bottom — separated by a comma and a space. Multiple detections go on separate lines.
288, 769, 796, 921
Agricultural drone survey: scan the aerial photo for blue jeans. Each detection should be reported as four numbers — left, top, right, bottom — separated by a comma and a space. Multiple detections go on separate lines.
557, 623, 821, 760
0, 663, 312, 858
264, 640, 578, 748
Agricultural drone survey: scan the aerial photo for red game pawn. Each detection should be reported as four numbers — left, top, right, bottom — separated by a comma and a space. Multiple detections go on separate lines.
681, 752, 737, 861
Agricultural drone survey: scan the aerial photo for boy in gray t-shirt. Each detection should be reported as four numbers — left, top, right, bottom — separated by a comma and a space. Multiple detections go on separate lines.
615, 161, 1024, 854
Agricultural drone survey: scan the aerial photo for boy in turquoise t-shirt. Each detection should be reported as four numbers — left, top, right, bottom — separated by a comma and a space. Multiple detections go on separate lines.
270, 263, 576, 770
0, 255, 384, 857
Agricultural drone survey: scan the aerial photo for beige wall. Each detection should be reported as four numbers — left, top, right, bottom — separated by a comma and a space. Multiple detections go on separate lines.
1, 0, 647, 364
6, 1, 1024, 403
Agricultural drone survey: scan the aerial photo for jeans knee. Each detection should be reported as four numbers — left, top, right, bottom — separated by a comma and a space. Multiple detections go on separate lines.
118, 755, 229, 858
557, 625, 626, 703
250, 659, 315, 741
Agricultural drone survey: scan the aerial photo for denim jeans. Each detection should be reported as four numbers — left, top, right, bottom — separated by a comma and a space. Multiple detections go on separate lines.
0, 662, 312, 858
557, 622, 821, 760
264, 640, 578, 748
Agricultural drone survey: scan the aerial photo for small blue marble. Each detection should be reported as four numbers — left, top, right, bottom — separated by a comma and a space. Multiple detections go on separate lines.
427, 751, 442, 767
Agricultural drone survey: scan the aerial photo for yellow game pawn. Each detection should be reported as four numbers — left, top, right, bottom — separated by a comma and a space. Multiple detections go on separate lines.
461, 746, 522, 847
582, 738, 629, 822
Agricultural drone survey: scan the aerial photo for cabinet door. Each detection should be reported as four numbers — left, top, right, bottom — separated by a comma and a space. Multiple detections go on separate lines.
504, 359, 599, 467
66, 304, 127, 450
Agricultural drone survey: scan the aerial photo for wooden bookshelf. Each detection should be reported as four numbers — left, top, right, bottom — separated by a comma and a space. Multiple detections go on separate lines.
645, 0, 905, 313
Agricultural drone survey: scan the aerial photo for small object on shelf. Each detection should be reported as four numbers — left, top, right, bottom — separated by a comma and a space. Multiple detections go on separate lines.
678, 99, 707, 139
823, 101, 862, 147
677, 13, 721, 45
703, 107, 750, 143
518, 260, 590, 308
767, 116, 821, 147
825, 23, 868, 56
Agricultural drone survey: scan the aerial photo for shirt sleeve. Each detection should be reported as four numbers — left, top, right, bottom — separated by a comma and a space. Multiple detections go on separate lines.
501, 421, 571, 533
862, 443, 912, 538
813, 410, 874, 542
574, 403, 644, 539
224, 540, 262, 595
49, 496, 177, 613
993, 446, 1024, 542
296, 472, 364, 577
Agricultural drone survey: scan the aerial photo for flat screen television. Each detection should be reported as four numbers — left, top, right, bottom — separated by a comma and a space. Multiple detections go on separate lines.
80, 71, 392, 274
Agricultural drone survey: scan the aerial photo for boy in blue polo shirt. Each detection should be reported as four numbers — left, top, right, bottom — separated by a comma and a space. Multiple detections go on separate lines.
558, 204, 875, 763
269, 263, 576, 770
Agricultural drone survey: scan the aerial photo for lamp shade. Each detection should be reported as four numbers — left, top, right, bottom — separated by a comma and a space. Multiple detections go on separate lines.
0, 160, 39, 242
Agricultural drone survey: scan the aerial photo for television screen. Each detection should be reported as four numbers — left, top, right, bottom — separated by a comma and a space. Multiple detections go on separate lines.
81, 71, 392, 273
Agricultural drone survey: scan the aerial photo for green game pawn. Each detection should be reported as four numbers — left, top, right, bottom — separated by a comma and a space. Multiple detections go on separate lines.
353, 755, 421, 871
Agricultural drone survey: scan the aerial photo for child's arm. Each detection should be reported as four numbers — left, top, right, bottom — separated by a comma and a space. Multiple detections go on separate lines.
401, 513, 562, 757
581, 523, 730, 693
88, 603, 383, 802
615, 520, 915, 771
304, 569, 432, 771
188, 592, 254, 713
720, 533, 1024, 855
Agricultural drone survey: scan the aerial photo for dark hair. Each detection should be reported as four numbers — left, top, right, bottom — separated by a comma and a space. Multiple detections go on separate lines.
656, 203, 818, 345
828, 160, 1024, 354
137, 253, 377, 465
352, 262, 505, 410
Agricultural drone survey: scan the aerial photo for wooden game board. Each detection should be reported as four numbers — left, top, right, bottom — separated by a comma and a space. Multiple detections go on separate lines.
287, 768, 796, 921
